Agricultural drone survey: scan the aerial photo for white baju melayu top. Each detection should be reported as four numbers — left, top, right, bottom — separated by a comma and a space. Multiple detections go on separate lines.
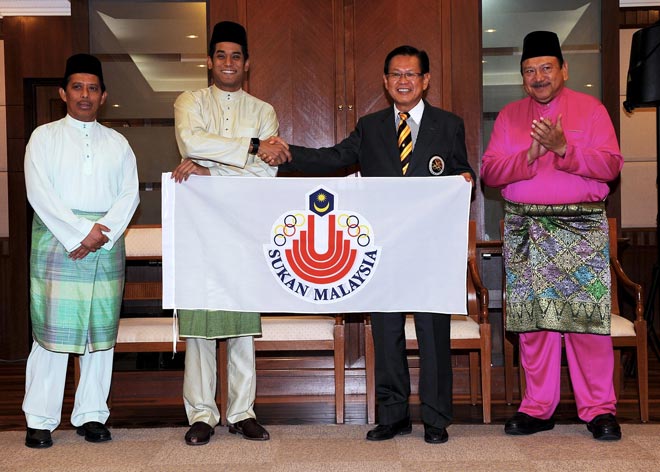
24, 114, 140, 252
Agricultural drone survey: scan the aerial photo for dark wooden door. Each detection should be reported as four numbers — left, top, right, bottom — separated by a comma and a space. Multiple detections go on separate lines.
210, 0, 482, 369
216, 0, 345, 148
349, 0, 449, 118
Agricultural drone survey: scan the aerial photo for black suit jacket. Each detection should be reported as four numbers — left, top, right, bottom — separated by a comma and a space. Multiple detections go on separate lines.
281, 101, 470, 426
282, 101, 474, 179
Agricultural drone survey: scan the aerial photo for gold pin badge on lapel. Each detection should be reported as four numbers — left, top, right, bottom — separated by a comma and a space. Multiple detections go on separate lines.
428, 155, 445, 175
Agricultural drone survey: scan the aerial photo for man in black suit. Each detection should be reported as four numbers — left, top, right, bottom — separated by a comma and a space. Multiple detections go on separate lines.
266, 45, 474, 444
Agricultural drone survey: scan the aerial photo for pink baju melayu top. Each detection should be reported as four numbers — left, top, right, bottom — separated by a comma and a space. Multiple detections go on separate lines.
481, 87, 623, 204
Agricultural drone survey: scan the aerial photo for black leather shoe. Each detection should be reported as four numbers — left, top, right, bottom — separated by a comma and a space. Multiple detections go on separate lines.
504, 412, 555, 435
228, 418, 270, 441
76, 421, 111, 443
423, 424, 449, 444
587, 413, 621, 441
185, 422, 214, 446
25, 428, 53, 448
366, 417, 412, 441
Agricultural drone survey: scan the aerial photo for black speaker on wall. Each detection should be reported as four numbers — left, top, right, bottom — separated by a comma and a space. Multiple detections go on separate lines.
624, 22, 660, 112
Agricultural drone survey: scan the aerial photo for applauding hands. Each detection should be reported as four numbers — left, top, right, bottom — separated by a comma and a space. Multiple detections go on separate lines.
527, 114, 567, 164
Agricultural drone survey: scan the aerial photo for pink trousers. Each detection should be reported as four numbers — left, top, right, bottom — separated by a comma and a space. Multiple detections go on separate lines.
518, 331, 616, 422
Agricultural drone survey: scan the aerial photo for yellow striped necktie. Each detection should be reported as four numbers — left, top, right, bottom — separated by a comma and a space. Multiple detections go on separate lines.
397, 112, 412, 175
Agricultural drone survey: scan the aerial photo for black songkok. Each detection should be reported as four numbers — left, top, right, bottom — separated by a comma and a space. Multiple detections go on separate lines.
61, 53, 105, 91
521, 31, 563, 64
209, 21, 249, 58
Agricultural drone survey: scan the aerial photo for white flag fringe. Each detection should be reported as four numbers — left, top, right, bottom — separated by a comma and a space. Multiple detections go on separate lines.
162, 174, 471, 314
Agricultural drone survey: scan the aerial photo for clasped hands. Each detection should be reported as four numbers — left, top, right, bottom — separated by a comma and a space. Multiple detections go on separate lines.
527, 114, 567, 165
257, 136, 291, 166
69, 223, 110, 260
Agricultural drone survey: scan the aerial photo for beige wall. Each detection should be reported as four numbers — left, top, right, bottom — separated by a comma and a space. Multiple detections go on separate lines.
620, 29, 657, 229
0, 40, 7, 238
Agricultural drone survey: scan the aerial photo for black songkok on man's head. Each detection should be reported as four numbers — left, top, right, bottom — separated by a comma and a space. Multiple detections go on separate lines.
520, 31, 563, 64
209, 21, 249, 59
61, 53, 105, 91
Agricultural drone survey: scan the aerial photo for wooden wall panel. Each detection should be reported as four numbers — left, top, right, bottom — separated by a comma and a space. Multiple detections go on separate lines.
449, 0, 483, 233
351, 0, 445, 118
209, 0, 484, 368
209, 0, 243, 27
71, 0, 90, 54
2, 16, 73, 359
4, 17, 72, 114
245, 0, 340, 148
0, 186, 8, 364
620, 8, 660, 27
603, 0, 621, 223
211, 0, 341, 148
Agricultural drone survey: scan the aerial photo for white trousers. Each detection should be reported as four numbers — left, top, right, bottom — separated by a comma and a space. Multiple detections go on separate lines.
23, 341, 113, 431
183, 336, 256, 427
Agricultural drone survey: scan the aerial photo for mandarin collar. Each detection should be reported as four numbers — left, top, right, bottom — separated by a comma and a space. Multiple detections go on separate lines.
211, 86, 244, 102
65, 114, 97, 130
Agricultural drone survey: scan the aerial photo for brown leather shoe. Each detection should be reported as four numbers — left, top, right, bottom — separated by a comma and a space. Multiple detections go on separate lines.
185, 421, 214, 446
228, 418, 270, 441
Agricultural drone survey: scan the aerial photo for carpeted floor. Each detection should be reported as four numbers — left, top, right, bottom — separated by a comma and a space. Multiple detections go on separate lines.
1, 423, 660, 471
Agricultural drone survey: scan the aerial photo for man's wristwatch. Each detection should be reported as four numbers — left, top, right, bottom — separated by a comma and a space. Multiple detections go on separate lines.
249, 137, 260, 155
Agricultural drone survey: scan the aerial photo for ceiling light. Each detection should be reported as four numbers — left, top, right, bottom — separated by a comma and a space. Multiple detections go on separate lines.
585, 84, 593, 88
186, 34, 198, 39
485, 29, 496, 33
112, 104, 120, 108
0, 0, 70, 17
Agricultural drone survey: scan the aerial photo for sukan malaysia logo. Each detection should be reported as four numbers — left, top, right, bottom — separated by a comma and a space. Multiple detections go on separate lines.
264, 187, 381, 303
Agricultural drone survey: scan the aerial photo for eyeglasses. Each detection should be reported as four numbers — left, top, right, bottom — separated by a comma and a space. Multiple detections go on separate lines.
386, 72, 424, 80
522, 65, 557, 78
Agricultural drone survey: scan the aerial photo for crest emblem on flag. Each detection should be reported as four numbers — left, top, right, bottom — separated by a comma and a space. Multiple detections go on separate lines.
264, 187, 381, 303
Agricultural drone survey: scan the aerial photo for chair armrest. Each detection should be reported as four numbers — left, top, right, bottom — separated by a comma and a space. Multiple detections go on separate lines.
468, 256, 489, 324
611, 257, 644, 322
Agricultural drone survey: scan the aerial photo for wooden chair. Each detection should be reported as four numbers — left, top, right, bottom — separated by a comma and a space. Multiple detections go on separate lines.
74, 226, 221, 410
105, 225, 347, 425
218, 314, 346, 424
364, 220, 492, 424
501, 218, 648, 422
122, 224, 163, 301
74, 226, 184, 388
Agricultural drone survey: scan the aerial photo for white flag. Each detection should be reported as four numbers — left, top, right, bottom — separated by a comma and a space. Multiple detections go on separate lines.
162, 174, 471, 314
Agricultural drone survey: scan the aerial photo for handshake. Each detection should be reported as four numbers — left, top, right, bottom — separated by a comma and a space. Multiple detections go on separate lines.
257, 136, 292, 167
